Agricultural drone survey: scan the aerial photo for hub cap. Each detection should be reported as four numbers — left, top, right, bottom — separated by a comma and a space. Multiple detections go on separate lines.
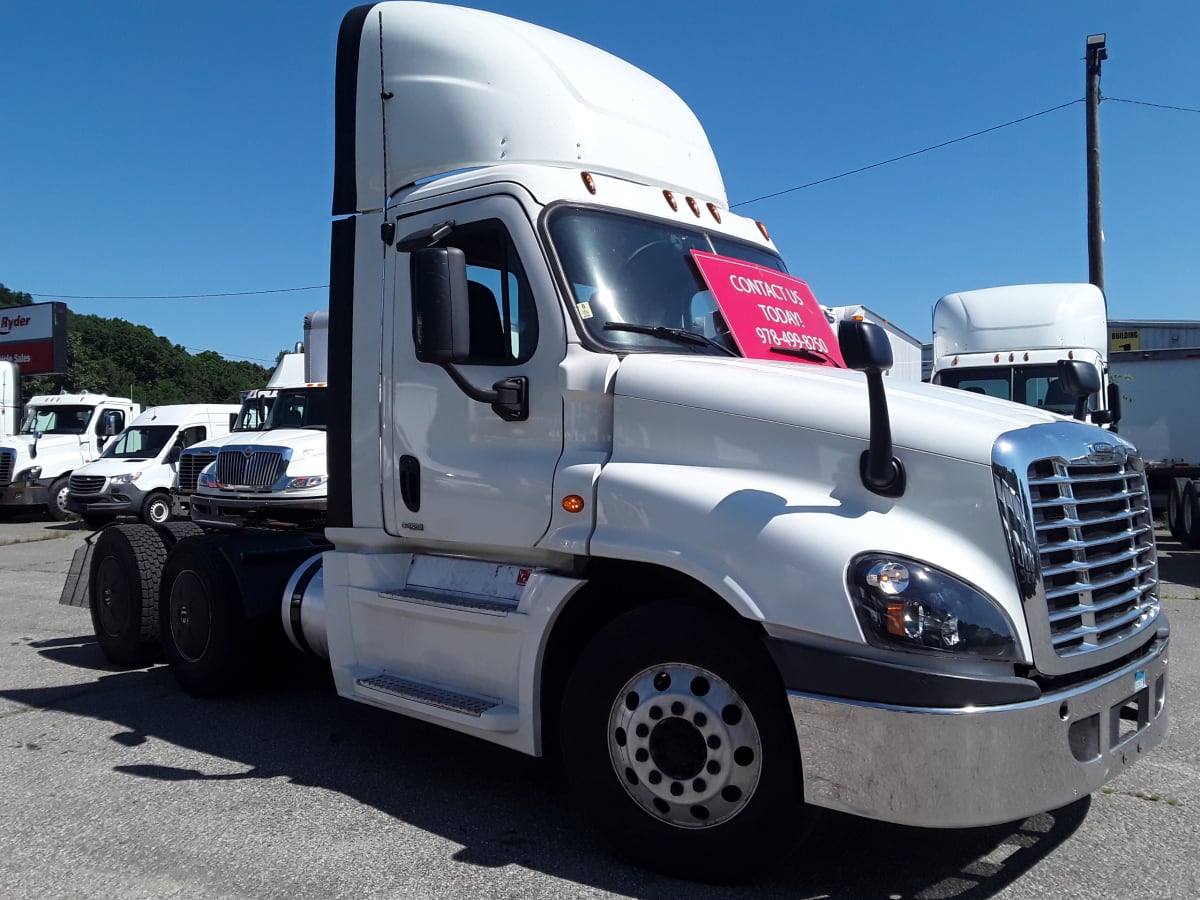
168, 570, 212, 662
607, 663, 762, 828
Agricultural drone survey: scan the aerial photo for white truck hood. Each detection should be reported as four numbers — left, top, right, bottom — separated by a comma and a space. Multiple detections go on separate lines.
73, 456, 160, 476
612, 355, 1067, 465
189, 429, 326, 455
0, 433, 88, 460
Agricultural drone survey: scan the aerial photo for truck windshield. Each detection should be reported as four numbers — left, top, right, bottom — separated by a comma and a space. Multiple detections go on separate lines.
19, 405, 94, 435
233, 392, 276, 432
264, 387, 327, 431
936, 365, 1092, 416
101, 425, 176, 460
546, 207, 786, 354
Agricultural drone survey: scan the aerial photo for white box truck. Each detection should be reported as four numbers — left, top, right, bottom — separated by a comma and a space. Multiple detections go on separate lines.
66, 403, 240, 527
0, 361, 18, 438
64, 4, 1168, 881
178, 326, 328, 528
0, 391, 140, 520
826, 305, 923, 382
1108, 319, 1200, 545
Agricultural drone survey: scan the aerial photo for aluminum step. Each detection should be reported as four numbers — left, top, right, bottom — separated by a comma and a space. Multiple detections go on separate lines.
356, 673, 502, 717
378, 587, 518, 616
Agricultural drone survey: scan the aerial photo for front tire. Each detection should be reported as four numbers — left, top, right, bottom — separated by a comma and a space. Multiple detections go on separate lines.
1167, 478, 1189, 543
47, 476, 76, 522
88, 524, 168, 666
1182, 482, 1200, 550
159, 536, 251, 696
561, 601, 806, 882
140, 491, 173, 525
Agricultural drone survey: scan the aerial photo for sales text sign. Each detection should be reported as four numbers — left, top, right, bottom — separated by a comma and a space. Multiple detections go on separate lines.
0, 301, 68, 375
690, 251, 843, 368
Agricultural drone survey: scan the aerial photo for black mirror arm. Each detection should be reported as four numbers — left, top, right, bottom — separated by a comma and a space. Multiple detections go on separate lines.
860, 367, 906, 498
440, 364, 528, 422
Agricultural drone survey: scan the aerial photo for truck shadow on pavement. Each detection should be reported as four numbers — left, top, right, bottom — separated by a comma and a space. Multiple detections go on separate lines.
6, 637, 1089, 899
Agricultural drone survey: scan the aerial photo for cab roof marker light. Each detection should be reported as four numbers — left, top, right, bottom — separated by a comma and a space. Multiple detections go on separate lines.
685, 196, 701, 217
706, 202, 721, 223
663, 189, 678, 211
755, 220, 770, 241
581, 171, 597, 195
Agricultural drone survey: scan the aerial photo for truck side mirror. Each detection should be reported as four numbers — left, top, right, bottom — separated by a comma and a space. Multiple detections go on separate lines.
409, 245, 528, 422
1055, 359, 1101, 421
839, 320, 904, 497
1105, 381, 1122, 431
98, 410, 123, 437
411, 246, 471, 364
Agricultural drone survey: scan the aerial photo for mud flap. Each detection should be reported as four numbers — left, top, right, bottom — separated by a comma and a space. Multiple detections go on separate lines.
58, 538, 96, 608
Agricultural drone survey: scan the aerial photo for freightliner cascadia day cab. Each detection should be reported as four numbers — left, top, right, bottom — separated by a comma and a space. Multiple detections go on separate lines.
0, 392, 140, 520
931, 283, 1119, 423
177, 323, 329, 528
66, 403, 241, 527
71, 3, 1168, 881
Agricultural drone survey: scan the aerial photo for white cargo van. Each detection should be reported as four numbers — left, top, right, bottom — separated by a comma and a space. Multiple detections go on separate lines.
66, 404, 240, 526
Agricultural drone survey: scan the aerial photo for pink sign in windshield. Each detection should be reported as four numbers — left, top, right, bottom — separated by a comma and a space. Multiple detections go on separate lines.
690, 250, 844, 368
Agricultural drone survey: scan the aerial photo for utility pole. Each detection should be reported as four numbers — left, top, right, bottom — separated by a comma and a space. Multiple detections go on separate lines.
1085, 33, 1107, 294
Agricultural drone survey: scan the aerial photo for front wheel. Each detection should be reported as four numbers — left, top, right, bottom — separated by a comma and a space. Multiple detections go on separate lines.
561, 601, 807, 882
1167, 478, 1189, 543
141, 491, 173, 525
47, 476, 77, 522
1182, 482, 1200, 550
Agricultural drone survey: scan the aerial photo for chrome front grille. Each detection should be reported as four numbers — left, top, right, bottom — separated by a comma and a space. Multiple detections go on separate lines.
1028, 456, 1159, 660
178, 450, 217, 494
69, 474, 106, 495
0, 449, 13, 486
215, 448, 285, 488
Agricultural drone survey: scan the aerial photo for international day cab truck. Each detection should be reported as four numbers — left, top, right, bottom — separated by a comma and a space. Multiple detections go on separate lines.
177, 317, 329, 527
68, 3, 1168, 880
0, 391, 140, 520
65, 403, 240, 527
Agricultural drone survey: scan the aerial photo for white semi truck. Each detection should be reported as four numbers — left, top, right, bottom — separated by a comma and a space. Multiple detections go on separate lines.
930, 283, 1118, 422
68, 3, 1168, 881
178, 323, 328, 527
0, 391, 140, 520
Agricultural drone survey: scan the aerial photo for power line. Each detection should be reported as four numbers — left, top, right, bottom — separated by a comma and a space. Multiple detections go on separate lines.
1104, 96, 1200, 114
731, 99, 1085, 208
28, 285, 328, 301
183, 346, 280, 365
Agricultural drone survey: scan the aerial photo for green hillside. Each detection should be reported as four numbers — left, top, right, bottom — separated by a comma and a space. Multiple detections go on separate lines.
1, 283, 272, 406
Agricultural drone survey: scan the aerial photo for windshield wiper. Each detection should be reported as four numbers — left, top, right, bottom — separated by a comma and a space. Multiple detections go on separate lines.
603, 322, 736, 356
770, 346, 841, 367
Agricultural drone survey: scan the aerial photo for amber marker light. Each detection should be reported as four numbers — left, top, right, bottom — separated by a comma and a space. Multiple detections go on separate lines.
1008, 353, 1015, 362
663, 189, 678, 211
562, 494, 585, 513
1068, 350, 1075, 359
755, 220, 770, 241
581, 171, 597, 195
685, 196, 701, 217
994, 354, 1000, 363
706, 202, 722, 223
1023, 353, 1030, 361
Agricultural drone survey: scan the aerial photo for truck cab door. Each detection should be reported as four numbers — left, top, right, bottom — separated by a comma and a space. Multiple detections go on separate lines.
383, 195, 566, 551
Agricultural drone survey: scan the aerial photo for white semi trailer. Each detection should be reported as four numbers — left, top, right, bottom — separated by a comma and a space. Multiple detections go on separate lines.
66, 3, 1169, 881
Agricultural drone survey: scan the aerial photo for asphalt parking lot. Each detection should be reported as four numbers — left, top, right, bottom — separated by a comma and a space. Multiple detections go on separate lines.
1, 513, 1197, 899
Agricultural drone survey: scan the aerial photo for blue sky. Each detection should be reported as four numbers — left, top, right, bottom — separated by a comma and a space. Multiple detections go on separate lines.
2, 1, 1197, 366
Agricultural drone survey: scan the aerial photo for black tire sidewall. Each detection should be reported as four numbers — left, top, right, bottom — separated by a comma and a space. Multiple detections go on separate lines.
1167, 479, 1187, 542
88, 524, 167, 666
561, 601, 803, 881
158, 537, 249, 696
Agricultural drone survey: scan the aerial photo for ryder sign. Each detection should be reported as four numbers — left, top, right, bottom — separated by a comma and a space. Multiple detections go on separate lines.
0, 301, 68, 375
690, 251, 843, 368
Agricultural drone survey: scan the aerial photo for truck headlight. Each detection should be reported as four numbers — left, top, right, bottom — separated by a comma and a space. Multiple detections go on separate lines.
15, 466, 42, 482
111, 472, 141, 484
848, 554, 1018, 660
286, 474, 327, 489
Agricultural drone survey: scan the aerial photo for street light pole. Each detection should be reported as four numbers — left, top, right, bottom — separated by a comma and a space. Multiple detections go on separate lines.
1086, 33, 1107, 295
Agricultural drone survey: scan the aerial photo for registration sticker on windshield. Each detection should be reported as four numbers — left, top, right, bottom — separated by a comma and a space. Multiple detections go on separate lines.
690, 250, 844, 367
576, 301, 594, 320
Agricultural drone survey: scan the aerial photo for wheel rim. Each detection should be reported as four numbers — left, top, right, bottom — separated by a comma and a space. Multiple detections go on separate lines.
148, 498, 170, 524
55, 485, 72, 515
168, 570, 212, 663
607, 663, 762, 829
94, 555, 131, 637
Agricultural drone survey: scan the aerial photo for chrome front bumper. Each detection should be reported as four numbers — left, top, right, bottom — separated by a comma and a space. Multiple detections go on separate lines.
789, 630, 1169, 828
